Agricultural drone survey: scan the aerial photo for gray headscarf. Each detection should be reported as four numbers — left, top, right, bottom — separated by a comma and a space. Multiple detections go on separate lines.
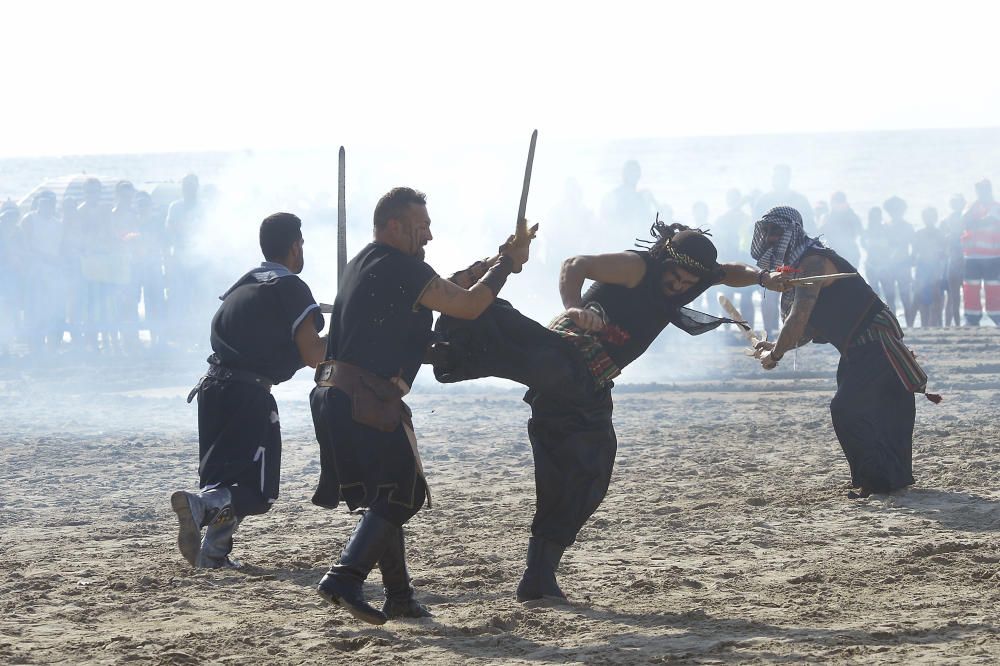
750, 206, 824, 270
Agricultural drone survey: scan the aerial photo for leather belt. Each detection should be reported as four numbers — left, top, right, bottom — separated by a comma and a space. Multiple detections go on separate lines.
187, 363, 274, 403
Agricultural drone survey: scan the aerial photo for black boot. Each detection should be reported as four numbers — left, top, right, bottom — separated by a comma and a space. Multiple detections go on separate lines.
515, 536, 569, 606
379, 526, 432, 619
317, 511, 394, 625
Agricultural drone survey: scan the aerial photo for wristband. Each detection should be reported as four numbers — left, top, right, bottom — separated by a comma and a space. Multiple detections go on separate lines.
757, 269, 768, 287
478, 254, 514, 297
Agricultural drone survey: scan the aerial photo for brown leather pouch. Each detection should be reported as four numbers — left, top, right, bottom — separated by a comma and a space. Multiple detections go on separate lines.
351, 374, 405, 432
316, 360, 405, 432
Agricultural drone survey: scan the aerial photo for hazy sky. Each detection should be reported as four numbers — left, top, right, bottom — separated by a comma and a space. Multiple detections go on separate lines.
2, 0, 998, 158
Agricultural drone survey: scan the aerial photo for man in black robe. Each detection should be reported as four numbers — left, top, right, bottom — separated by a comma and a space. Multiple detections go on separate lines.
750, 206, 937, 499
310, 187, 531, 625
430, 220, 789, 605
171, 213, 328, 568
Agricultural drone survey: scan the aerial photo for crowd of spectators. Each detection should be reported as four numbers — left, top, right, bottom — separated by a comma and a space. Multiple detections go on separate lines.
2, 162, 998, 361
0, 174, 204, 357
581, 161, 1000, 335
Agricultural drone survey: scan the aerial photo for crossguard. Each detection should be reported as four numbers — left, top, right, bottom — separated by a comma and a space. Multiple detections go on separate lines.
507, 221, 539, 249
742, 330, 768, 357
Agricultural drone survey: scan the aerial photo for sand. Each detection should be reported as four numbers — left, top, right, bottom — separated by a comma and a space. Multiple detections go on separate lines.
1, 327, 999, 664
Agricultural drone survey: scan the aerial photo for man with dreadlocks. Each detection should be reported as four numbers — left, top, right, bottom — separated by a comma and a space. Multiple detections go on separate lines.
750, 206, 938, 500
429, 219, 789, 604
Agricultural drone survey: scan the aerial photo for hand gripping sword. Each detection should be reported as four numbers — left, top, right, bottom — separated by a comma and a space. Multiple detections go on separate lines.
488, 130, 540, 266
717, 293, 766, 357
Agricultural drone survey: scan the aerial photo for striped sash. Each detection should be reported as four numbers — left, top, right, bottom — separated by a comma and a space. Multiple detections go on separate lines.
850, 308, 928, 394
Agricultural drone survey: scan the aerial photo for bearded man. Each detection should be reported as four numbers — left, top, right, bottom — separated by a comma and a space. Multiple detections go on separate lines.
430, 219, 789, 605
310, 187, 531, 625
750, 206, 938, 500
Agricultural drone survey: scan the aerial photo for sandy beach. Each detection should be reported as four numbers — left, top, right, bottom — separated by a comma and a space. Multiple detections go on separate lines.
2, 326, 999, 664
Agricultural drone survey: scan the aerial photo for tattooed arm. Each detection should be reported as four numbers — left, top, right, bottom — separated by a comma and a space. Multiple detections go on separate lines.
758, 254, 836, 369
417, 275, 499, 320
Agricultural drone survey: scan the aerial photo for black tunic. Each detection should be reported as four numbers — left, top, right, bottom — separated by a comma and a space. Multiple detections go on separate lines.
197, 262, 323, 516
311, 243, 438, 516
210, 262, 324, 383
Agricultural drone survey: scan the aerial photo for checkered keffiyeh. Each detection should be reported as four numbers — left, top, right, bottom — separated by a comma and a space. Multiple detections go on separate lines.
751, 206, 825, 319
750, 206, 823, 271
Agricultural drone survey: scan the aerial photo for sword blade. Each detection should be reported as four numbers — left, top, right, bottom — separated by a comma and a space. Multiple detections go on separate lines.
718, 294, 766, 356
337, 146, 347, 285
515, 129, 537, 242
785, 272, 857, 286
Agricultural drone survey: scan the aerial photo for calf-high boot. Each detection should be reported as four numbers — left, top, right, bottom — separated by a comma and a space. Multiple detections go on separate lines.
515, 536, 569, 606
196, 517, 243, 569
378, 526, 432, 619
317, 511, 395, 625
170, 487, 234, 566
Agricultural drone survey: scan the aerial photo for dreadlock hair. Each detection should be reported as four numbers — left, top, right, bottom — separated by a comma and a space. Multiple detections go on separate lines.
635, 212, 712, 258
634, 212, 723, 284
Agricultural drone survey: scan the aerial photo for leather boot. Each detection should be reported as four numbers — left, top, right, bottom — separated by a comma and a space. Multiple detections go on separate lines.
171, 487, 234, 566
196, 517, 242, 569
515, 536, 569, 605
317, 511, 394, 625
378, 526, 432, 619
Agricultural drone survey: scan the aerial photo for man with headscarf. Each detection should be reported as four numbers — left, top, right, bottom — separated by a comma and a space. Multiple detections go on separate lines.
429, 219, 789, 605
750, 206, 937, 499
752, 165, 815, 335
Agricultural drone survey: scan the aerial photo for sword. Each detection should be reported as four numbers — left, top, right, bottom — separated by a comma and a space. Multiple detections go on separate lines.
717, 294, 766, 357
514, 129, 538, 246
481, 130, 539, 271
337, 145, 347, 285
785, 272, 857, 286
319, 146, 347, 315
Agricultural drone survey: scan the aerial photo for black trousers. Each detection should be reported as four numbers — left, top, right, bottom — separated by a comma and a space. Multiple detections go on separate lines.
436, 303, 620, 547
525, 387, 617, 548
830, 342, 916, 493
197, 378, 282, 517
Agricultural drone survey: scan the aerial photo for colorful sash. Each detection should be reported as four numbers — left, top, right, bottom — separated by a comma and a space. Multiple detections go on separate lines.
850, 308, 940, 402
548, 312, 620, 389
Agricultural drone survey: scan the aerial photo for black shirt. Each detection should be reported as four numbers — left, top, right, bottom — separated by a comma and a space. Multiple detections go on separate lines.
326, 242, 438, 387
583, 251, 675, 370
210, 262, 324, 383
583, 250, 719, 370
804, 248, 883, 354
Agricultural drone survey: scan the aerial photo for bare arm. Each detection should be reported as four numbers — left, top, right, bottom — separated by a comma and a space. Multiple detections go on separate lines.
418, 276, 498, 320
770, 254, 836, 359
559, 252, 646, 309
294, 317, 328, 369
719, 263, 759, 287
719, 262, 793, 291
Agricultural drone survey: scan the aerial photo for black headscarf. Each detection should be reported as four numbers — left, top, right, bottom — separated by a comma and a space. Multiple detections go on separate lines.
637, 217, 746, 334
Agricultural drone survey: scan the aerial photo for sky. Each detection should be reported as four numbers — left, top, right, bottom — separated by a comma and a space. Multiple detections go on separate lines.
2, 0, 999, 158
